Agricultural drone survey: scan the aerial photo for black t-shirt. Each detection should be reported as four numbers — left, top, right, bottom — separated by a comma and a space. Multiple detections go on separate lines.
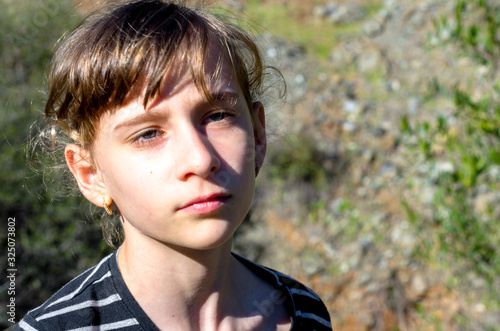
16, 251, 332, 330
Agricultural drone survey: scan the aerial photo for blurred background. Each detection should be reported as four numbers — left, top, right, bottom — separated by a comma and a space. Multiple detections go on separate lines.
1, 0, 500, 329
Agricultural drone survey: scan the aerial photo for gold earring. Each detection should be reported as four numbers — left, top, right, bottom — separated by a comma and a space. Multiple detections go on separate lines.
103, 197, 112, 215
255, 160, 260, 177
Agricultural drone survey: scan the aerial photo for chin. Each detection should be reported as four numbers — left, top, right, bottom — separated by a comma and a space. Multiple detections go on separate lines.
183, 220, 239, 251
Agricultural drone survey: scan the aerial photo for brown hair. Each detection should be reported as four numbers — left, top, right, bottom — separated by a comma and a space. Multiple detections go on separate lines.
46, 0, 280, 151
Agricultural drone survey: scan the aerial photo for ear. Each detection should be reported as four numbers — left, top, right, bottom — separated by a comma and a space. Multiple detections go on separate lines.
65, 144, 110, 208
252, 101, 266, 168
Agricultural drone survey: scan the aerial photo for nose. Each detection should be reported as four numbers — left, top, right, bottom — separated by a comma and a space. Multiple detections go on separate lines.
175, 124, 220, 180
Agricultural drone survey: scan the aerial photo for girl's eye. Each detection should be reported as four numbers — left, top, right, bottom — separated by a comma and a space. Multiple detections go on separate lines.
206, 111, 233, 123
140, 130, 159, 140
131, 129, 163, 146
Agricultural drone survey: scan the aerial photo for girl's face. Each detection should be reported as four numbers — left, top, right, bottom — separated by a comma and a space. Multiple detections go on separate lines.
90, 56, 266, 251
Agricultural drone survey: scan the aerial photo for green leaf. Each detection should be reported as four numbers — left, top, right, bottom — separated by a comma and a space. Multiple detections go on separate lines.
400, 116, 411, 133
467, 25, 478, 46
480, 120, 499, 135
490, 151, 500, 164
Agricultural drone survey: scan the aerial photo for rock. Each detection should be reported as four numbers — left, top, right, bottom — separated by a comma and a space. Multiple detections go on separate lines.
386, 79, 401, 91
370, 126, 387, 137
332, 4, 366, 24
361, 8, 392, 37
384, 0, 399, 10
474, 303, 486, 313
294, 73, 306, 85
474, 192, 500, 215
342, 121, 357, 133
362, 20, 385, 38
378, 162, 397, 179
407, 9, 426, 27
429, 161, 454, 182
343, 99, 361, 114
340, 262, 350, 273
407, 273, 428, 300
419, 185, 435, 205
357, 186, 368, 197
407, 97, 420, 114
487, 165, 500, 180
357, 47, 388, 75
315, 2, 366, 24
266, 47, 278, 59
359, 234, 373, 249
313, 3, 339, 19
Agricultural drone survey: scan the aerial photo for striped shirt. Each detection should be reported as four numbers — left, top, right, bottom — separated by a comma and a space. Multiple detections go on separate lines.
15, 251, 332, 330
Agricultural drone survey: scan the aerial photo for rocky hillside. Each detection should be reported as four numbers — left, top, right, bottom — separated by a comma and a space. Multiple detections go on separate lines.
230, 0, 500, 329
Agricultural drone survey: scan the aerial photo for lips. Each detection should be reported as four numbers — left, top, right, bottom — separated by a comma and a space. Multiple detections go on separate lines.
177, 193, 230, 214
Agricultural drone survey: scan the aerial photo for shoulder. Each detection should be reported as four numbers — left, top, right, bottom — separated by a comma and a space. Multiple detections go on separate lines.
232, 253, 332, 331
16, 252, 141, 331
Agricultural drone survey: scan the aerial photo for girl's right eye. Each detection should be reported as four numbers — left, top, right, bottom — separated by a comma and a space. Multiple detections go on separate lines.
131, 129, 164, 147
139, 130, 159, 140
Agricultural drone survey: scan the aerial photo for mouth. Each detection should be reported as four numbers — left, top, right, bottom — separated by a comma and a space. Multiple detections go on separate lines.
177, 193, 230, 214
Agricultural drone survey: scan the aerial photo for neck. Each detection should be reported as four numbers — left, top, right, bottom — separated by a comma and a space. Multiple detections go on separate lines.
117, 231, 240, 329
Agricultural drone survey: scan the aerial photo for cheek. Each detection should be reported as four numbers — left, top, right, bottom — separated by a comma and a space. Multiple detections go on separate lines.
104, 162, 165, 221
97, 150, 156, 201
221, 130, 255, 169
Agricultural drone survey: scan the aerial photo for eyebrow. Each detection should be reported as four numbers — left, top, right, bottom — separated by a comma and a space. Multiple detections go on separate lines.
113, 111, 167, 132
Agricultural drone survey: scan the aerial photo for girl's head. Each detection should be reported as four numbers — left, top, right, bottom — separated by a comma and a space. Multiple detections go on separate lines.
44, 0, 284, 247
46, 0, 270, 152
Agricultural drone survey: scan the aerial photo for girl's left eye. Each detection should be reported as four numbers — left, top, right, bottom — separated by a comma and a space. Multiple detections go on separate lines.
206, 111, 233, 123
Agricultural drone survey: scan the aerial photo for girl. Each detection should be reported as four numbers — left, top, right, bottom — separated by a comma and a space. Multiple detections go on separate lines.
16, 1, 331, 330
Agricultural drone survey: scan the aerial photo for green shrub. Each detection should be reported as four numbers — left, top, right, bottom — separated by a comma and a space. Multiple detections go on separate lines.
0, 1, 113, 324
268, 135, 328, 187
